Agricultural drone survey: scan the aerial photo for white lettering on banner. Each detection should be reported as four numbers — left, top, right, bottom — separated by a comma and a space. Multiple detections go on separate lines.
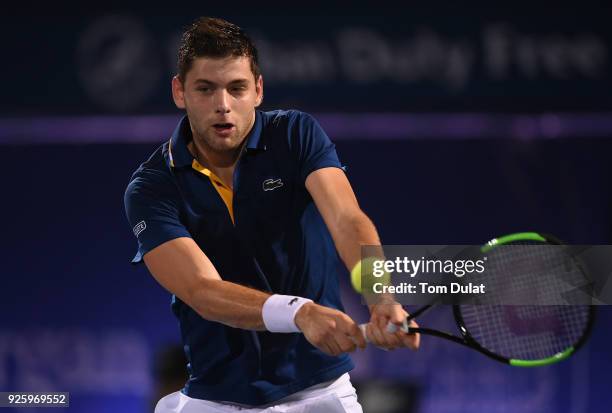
253, 34, 337, 82
484, 24, 608, 79
77, 16, 610, 111
0, 330, 151, 395
259, 26, 606, 90
336, 28, 474, 90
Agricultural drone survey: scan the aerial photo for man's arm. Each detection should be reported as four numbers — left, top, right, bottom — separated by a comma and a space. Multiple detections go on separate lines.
143, 237, 269, 329
305, 167, 420, 350
143, 236, 366, 355
304, 167, 379, 270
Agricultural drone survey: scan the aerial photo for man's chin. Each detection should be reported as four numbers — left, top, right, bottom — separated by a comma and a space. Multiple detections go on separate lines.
205, 139, 242, 153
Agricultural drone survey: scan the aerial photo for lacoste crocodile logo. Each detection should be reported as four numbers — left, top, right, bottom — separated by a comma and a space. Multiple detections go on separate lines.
263, 178, 284, 191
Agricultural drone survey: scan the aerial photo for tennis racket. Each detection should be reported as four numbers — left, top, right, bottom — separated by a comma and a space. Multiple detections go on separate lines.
359, 232, 595, 367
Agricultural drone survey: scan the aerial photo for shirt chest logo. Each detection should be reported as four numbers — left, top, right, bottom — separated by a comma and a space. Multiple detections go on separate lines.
262, 178, 284, 192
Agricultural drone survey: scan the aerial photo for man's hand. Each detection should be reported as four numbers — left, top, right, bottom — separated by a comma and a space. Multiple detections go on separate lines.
366, 301, 420, 351
295, 302, 367, 356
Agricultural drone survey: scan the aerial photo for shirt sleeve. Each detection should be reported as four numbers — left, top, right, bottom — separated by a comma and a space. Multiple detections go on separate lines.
291, 112, 343, 183
124, 170, 192, 264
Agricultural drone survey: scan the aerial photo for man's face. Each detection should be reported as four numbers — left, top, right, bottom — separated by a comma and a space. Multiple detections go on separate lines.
172, 56, 263, 155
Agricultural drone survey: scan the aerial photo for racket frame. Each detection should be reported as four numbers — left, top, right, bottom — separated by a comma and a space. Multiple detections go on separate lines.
382, 232, 596, 366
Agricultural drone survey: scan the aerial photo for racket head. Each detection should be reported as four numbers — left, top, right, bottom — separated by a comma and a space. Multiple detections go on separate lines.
452, 232, 595, 366
454, 304, 595, 366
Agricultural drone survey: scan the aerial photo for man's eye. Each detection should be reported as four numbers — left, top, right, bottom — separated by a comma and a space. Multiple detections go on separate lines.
197, 87, 211, 93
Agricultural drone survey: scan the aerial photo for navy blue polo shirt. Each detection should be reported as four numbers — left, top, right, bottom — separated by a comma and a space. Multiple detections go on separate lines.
124, 110, 354, 405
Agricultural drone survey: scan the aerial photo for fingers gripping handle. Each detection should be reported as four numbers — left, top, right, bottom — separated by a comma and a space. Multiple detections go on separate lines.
386, 318, 410, 334
357, 323, 389, 351
358, 319, 411, 344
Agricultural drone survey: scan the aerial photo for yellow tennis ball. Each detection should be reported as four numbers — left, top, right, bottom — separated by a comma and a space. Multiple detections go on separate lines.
351, 260, 365, 293
351, 257, 389, 294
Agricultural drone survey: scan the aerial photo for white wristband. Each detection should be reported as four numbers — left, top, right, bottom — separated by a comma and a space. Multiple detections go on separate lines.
262, 294, 313, 333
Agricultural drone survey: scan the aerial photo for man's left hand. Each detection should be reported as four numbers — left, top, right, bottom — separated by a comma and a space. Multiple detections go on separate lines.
366, 300, 420, 351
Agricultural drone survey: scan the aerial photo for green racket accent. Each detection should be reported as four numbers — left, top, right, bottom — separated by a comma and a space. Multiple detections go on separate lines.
481, 232, 547, 253
509, 347, 575, 367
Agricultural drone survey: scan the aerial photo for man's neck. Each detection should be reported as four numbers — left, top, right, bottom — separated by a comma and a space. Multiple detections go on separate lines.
186, 111, 256, 189
188, 140, 245, 189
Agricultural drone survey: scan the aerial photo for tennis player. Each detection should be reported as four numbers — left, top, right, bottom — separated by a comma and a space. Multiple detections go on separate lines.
124, 17, 419, 413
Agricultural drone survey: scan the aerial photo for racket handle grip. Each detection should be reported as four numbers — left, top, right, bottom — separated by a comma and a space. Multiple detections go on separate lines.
358, 323, 369, 343
358, 321, 410, 349
386, 318, 410, 334
358, 323, 387, 351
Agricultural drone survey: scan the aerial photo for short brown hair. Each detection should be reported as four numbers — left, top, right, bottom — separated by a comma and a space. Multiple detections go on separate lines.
177, 17, 260, 82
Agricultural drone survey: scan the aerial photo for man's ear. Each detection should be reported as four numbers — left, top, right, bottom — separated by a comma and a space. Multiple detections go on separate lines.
172, 75, 186, 109
255, 75, 264, 107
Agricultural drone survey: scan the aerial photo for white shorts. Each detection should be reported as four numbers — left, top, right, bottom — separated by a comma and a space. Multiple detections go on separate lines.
154, 373, 363, 413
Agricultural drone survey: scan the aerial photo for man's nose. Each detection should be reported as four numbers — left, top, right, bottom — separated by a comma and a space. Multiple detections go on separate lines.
214, 89, 231, 114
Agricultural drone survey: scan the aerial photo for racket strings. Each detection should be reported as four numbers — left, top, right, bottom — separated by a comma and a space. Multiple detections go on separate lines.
458, 241, 591, 360
482, 243, 587, 305
460, 305, 590, 360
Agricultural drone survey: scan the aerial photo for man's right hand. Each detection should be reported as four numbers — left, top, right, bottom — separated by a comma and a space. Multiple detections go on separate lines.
294, 302, 367, 356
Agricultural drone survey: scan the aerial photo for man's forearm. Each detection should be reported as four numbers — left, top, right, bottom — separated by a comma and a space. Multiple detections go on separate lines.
333, 210, 398, 307
143, 237, 310, 332
188, 278, 270, 330
334, 210, 383, 272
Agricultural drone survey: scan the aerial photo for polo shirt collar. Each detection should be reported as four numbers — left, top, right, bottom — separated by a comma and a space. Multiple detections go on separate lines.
245, 110, 265, 151
168, 111, 265, 168
168, 115, 194, 168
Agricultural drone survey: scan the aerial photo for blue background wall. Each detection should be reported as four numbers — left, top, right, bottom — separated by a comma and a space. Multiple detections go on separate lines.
1, 4, 612, 412
1, 139, 610, 412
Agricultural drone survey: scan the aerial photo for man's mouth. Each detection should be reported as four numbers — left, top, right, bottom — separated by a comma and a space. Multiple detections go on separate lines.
213, 123, 235, 132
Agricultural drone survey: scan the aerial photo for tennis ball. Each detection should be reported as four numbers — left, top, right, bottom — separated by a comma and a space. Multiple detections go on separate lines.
351, 260, 365, 293
351, 257, 389, 294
